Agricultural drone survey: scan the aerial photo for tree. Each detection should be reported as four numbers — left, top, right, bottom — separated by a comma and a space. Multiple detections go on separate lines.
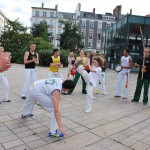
60, 20, 84, 53
0, 19, 32, 51
30, 21, 49, 42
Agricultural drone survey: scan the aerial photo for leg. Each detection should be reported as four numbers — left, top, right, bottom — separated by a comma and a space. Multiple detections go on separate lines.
133, 79, 143, 101
143, 79, 149, 104
21, 69, 31, 97
31, 69, 37, 83
48, 71, 53, 79
100, 72, 106, 94
123, 73, 129, 98
67, 71, 80, 94
115, 72, 124, 96
85, 83, 94, 112
55, 72, 64, 80
0, 75, 9, 101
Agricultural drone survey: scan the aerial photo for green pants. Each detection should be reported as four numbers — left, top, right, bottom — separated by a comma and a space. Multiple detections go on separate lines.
68, 71, 87, 94
133, 79, 149, 103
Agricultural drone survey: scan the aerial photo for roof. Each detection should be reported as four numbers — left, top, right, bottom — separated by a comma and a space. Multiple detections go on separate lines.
58, 12, 76, 19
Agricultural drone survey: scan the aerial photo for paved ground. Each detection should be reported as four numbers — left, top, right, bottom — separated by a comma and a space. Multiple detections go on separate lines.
1, 64, 150, 150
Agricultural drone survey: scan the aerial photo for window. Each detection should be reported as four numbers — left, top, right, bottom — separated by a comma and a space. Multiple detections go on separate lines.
58, 14, 63, 19
98, 22, 102, 30
50, 12, 54, 18
82, 42, 85, 46
50, 20, 53, 27
43, 12, 47, 17
97, 33, 101, 40
89, 32, 93, 39
58, 21, 62, 28
35, 19, 39, 24
90, 22, 94, 29
81, 31, 86, 37
88, 41, 92, 48
58, 29, 61, 35
35, 11, 39, 16
82, 21, 86, 29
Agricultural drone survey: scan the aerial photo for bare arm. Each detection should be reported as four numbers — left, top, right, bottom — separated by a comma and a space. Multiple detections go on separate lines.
52, 90, 68, 136
34, 53, 39, 65
24, 52, 34, 64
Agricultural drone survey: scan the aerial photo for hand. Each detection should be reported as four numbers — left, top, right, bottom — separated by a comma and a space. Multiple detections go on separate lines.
59, 128, 68, 137
32, 57, 37, 63
121, 66, 125, 69
134, 63, 139, 67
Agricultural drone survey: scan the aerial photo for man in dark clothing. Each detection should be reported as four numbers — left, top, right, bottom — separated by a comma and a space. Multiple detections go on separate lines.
132, 48, 150, 104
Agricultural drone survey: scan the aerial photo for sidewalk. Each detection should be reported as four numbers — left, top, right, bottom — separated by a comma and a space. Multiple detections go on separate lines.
0, 64, 150, 150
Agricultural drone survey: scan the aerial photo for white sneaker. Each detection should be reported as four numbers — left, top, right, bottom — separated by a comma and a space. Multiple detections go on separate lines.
84, 109, 92, 113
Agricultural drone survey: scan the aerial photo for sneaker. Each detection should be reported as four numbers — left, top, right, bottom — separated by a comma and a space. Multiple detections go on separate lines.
49, 130, 64, 138
75, 59, 83, 69
22, 96, 26, 99
94, 90, 101, 94
122, 97, 128, 99
85, 109, 92, 113
131, 99, 138, 102
22, 113, 33, 118
3, 100, 11, 102
114, 95, 121, 98
82, 91, 87, 94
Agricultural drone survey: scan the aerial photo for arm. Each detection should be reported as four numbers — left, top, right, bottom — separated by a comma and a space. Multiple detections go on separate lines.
123, 57, 133, 69
50, 57, 61, 67
34, 53, 39, 65
52, 90, 68, 136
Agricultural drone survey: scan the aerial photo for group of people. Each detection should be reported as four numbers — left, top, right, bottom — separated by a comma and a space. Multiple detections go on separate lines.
0, 44, 150, 138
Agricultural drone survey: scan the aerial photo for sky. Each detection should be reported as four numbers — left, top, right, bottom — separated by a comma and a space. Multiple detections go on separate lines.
0, 0, 150, 28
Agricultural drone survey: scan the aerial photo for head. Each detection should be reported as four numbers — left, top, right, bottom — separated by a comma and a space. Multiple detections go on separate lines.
144, 48, 149, 57
0, 47, 4, 55
62, 80, 75, 93
79, 49, 84, 57
92, 51, 96, 57
53, 48, 60, 57
29, 43, 36, 52
92, 57, 104, 67
69, 52, 74, 57
86, 51, 91, 58
123, 48, 130, 57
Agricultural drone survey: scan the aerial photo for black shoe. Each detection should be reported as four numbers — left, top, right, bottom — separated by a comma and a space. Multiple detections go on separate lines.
82, 91, 87, 94
3, 100, 11, 102
75, 59, 83, 69
22, 114, 33, 118
114, 95, 121, 98
131, 99, 138, 102
22, 96, 26, 99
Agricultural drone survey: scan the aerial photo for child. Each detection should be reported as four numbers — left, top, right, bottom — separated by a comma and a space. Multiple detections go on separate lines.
0, 47, 11, 104
76, 57, 103, 113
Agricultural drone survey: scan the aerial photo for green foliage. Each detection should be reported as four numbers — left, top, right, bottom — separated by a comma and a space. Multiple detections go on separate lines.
60, 20, 84, 53
28, 37, 54, 52
11, 50, 25, 64
0, 19, 33, 51
30, 21, 50, 42
60, 49, 70, 67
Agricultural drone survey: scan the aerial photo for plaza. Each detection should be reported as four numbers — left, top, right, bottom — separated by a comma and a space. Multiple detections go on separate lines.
1, 64, 150, 150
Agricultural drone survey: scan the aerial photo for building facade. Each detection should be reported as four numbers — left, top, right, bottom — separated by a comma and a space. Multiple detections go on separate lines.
0, 10, 8, 36
31, 3, 116, 49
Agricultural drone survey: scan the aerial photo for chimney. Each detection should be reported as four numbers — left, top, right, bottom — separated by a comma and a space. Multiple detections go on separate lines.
130, 9, 132, 15
93, 8, 95, 16
42, 3, 44, 8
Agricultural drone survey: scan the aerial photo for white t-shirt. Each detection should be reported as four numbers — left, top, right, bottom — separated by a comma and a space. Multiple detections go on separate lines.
34, 78, 63, 97
89, 66, 102, 87
121, 56, 131, 73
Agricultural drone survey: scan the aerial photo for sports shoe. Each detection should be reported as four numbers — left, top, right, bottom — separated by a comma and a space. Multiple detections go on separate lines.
22, 96, 26, 99
94, 90, 101, 94
122, 97, 128, 99
114, 95, 121, 98
131, 99, 138, 102
49, 130, 64, 138
22, 113, 33, 118
85, 109, 92, 113
3, 100, 11, 102
75, 59, 83, 69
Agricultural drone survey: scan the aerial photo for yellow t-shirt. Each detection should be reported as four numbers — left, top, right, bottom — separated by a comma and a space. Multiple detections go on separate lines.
49, 56, 60, 72
76, 56, 86, 69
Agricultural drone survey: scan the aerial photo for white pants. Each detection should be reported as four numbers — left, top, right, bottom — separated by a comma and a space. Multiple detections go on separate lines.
77, 66, 93, 111
0, 74, 9, 101
115, 72, 129, 98
95, 72, 106, 94
23, 86, 59, 133
21, 69, 36, 97
48, 71, 64, 80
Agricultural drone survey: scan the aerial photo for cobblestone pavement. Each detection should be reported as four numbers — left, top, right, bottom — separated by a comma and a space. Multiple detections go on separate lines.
1, 64, 150, 150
